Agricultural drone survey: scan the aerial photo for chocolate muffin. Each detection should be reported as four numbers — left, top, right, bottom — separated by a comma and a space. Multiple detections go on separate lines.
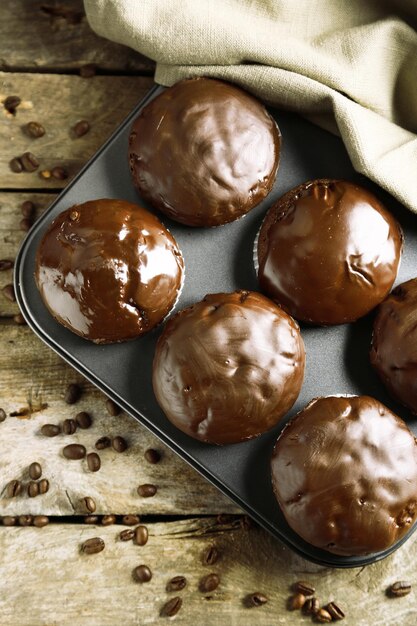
257, 179, 403, 325
371, 278, 417, 413
129, 78, 281, 227
271, 395, 417, 556
35, 199, 184, 343
152, 291, 305, 445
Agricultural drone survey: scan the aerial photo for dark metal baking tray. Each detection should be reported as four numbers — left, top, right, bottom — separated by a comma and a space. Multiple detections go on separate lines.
14, 84, 417, 568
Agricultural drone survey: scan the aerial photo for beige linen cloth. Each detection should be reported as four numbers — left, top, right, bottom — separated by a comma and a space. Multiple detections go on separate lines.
84, 0, 417, 212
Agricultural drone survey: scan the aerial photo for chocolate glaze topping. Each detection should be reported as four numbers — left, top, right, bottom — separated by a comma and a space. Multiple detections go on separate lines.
152, 291, 305, 445
257, 179, 403, 325
35, 199, 184, 344
371, 278, 417, 414
271, 395, 417, 556
129, 78, 281, 227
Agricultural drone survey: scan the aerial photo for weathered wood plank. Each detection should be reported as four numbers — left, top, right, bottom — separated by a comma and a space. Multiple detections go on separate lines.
0, 73, 153, 188
0, 0, 154, 72
0, 518, 416, 625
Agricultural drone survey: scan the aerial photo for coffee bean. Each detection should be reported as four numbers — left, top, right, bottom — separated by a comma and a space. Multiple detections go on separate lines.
63, 443, 86, 459
101, 514, 116, 526
135, 525, 149, 546
64, 383, 82, 404
10, 157, 23, 173
202, 545, 219, 566
120, 528, 135, 542
160, 597, 182, 617
122, 514, 140, 526
0, 259, 14, 271
82, 537, 105, 554
288, 593, 306, 610
40, 169, 51, 179
83, 496, 96, 513
38, 478, 50, 494
75, 411, 92, 429
14, 313, 27, 326
79, 64, 96, 78
4, 95, 21, 114
112, 436, 127, 452
166, 576, 187, 592
95, 436, 111, 450
105, 398, 121, 416
73, 120, 90, 137
304, 597, 320, 615
316, 608, 333, 623
0, 408, 6, 423
293, 580, 315, 597
21, 200, 35, 218
41, 423, 61, 437
28, 481, 39, 497
25, 121, 45, 138
137, 484, 157, 498
33, 515, 49, 528
199, 573, 220, 593
85, 515, 99, 524
133, 564, 152, 583
20, 152, 39, 172
325, 601, 345, 620
20, 217, 33, 231
144, 448, 161, 464
63, 418, 77, 435
51, 166, 68, 180
387, 581, 412, 598
6, 479, 22, 498
2, 516, 17, 526
2, 283, 16, 302
18, 515, 33, 526
247, 592, 268, 607
87, 452, 101, 472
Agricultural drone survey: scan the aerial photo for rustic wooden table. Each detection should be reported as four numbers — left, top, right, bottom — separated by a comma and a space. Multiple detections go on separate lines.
0, 2, 416, 624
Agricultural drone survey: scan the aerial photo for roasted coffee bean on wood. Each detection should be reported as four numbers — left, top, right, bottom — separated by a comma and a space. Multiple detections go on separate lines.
199, 573, 220, 593
137, 484, 157, 497
6, 479, 22, 498
387, 581, 412, 598
21, 200, 35, 218
41, 423, 61, 437
25, 121, 45, 138
325, 601, 345, 620
33, 515, 49, 528
75, 411, 92, 429
120, 528, 135, 542
63, 443, 86, 459
18, 515, 33, 526
160, 597, 182, 618
29, 462, 42, 480
246, 592, 268, 607
202, 545, 219, 566
293, 581, 315, 597
166, 576, 187, 592
135, 525, 149, 546
73, 120, 90, 137
63, 418, 77, 435
315, 608, 333, 623
0, 260, 14, 271
82, 537, 105, 554
122, 514, 140, 526
112, 436, 128, 452
28, 481, 39, 497
0, 408, 7, 423
304, 597, 320, 615
95, 436, 111, 450
85, 515, 99, 524
144, 448, 161, 464
87, 452, 101, 472
133, 565, 152, 583
2, 516, 17, 526
10, 157, 23, 173
83, 496, 96, 513
288, 593, 306, 610
105, 398, 121, 416
64, 383, 82, 404
20, 152, 39, 172
38, 478, 49, 494
4, 95, 21, 114
101, 514, 116, 526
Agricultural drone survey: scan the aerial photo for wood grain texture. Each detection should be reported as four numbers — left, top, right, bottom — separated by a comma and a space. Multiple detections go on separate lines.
0, 73, 153, 189
0, 518, 416, 626
0, 0, 154, 72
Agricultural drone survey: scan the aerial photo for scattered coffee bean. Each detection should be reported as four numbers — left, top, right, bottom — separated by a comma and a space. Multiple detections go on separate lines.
4, 95, 21, 114
387, 581, 412, 598
25, 121, 45, 138
325, 601, 345, 620
21, 200, 35, 218
199, 573, 220, 593
63, 443, 86, 460
166, 576, 187, 592
75, 411, 92, 429
38, 478, 50, 494
18, 515, 33, 526
79, 64, 96, 78
20, 217, 33, 231
122, 514, 140, 526
144, 448, 161, 464
2, 283, 16, 302
82, 537, 105, 554
135, 525, 149, 546
95, 436, 111, 450
2, 516, 17, 526
10, 157, 23, 173
160, 596, 182, 618
6, 479, 22, 498
85, 515, 99, 524
304, 597, 320, 615
40, 169, 51, 179
41, 423, 61, 437
316, 608, 333, 623
73, 120, 90, 137
64, 383, 82, 404
14, 313, 27, 326
112, 436, 127, 452
202, 545, 219, 566
51, 166, 68, 180
63, 418, 77, 435
133, 564, 152, 583
83, 496, 96, 513
293, 581, 315, 597
20, 152, 39, 172
33, 515, 49, 528
105, 397, 121, 416
0, 408, 6, 423
247, 592, 268, 607
288, 593, 306, 610
0, 259, 14, 271
101, 514, 116, 526
137, 484, 157, 498
28, 481, 39, 497
87, 452, 101, 472
120, 528, 135, 541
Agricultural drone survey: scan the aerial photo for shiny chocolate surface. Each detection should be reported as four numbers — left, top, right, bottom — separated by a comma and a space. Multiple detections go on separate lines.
35, 199, 184, 343
129, 78, 281, 227
257, 179, 403, 325
271, 395, 417, 556
152, 291, 305, 445
371, 278, 417, 414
